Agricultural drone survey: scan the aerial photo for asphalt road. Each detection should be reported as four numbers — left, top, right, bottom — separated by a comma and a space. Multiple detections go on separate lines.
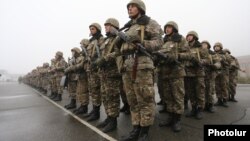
0, 82, 249, 141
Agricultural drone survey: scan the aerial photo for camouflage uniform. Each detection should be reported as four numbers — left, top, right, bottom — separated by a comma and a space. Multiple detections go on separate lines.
156, 21, 191, 132
201, 41, 221, 112
48, 59, 57, 97
53, 51, 67, 101
214, 42, 230, 107
185, 31, 209, 119
114, 1, 163, 134
224, 49, 240, 102
95, 18, 122, 133
85, 23, 104, 121
40, 63, 50, 94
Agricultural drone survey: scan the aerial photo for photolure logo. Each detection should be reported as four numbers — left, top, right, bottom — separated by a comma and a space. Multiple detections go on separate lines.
204, 125, 250, 141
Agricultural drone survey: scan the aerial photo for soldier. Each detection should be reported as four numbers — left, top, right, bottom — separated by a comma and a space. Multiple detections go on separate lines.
111, 0, 163, 140
185, 31, 209, 120
213, 42, 230, 107
84, 23, 104, 121
40, 62, 50, 94
223, 48, 240, 102
48, 58, 57, 98
156, 21, 191, 132
94, 18, 122, 133
64, 50, 78, 110
201, 41, 221, 113
52, 51, 67, 101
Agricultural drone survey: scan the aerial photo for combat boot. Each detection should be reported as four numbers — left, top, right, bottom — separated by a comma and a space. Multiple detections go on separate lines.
184, 99, 189, 110
214, 98, 223, 106
195, 107, 203, 120
53, 94, 62, 101
120, 103, 129, 113
185, 106, 197, 117
120, 125, 141, 141
207, 103, 215, 113
87, 106, 100, 121
74, 105, 88, 115
50, 93, 58, 100
172, 113, 181, 132
229, 95, 238, 102
102, 117, 117, 133
138, 126, 150, 141
159, 112, 173, 127
49, 92, 57, 99
64, 99, 76, 109
221, 99, 229, 107
96, 117, 110, 128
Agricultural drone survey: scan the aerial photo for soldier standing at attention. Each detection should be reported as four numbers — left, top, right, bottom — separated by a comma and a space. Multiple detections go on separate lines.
84, 23, 104, 121
112, 0, 163, 140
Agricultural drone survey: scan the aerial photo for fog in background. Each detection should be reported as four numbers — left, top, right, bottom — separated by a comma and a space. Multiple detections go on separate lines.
1, 0, 250, 74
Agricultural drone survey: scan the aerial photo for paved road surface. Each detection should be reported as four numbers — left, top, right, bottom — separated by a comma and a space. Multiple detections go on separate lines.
0, 82, 249, 141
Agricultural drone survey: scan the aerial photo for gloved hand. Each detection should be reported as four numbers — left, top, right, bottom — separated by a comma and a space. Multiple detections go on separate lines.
95, 57, 106, 67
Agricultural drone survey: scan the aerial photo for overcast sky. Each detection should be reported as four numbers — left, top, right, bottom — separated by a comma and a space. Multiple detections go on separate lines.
0, 0, 250, 74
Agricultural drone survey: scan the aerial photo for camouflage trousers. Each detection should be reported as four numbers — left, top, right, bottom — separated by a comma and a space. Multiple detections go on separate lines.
55, 76, 64, 94
88, 71, 101, 106
162, 77, 185, 114
184, 76, 205, 109
215, 72, 229, 100
157, 73, 165, 103
77, 77, 89, 106
122, 69, 155, 127
100, 74, 121, 118
120, 80, 128, 105
50, 78, 57, 93
205, 72, 216, 104
67, 81, 77, 99
229, 71, 238, 97
42, 77, 49, 90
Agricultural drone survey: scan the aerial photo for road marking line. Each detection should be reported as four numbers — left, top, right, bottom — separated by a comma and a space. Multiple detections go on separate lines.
0, 95, 31, 99
30, 87, 117, 141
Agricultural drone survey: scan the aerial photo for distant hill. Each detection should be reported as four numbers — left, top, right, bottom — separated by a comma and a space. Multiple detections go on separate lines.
237, 55, 250, 78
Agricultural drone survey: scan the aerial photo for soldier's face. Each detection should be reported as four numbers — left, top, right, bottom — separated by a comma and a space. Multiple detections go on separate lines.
186, 35, 194, 42
202, 43, 208, 49
165, 26, 173, 35
128, 4, 140, 18
214, 46, 221, 51
105, 24, 111, 33
89, 26, 97, 35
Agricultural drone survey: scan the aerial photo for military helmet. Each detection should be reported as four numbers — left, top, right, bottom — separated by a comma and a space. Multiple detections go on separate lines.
201, 40, 211, 49
51, 58, 55, 62
127, 0, 146, 14
223, 48, 231, 54
186, 31, 199, 40
213, 42, 223, 49
164, 21, 179, 33
89, 23, 102, 31
56, 51, 63, 57
43, 63, 49, 67
104, 18, 120, 29
80, 39, 89, 46
71, 47, 81, 54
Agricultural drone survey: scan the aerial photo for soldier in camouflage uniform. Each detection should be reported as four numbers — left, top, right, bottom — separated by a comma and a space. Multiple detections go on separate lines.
213, 42, 230, 107
48, 58, 57, 98
201, 40, 221, 113
223, 48, 240, 102
94, 18, 122, 133
156, 21, 191, 132
40, 62, 50, 94
64, 49, 78, 110
111, 0, 163, 140
51, 51, 67, 101
84, 23, 104, 121
185, 31, 209, 120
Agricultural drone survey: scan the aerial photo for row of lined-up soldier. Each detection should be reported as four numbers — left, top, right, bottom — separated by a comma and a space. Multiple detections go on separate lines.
21, 0, 244, 140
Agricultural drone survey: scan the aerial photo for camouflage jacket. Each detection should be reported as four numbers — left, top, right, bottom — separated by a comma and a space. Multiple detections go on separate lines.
54, 58, 67, 77
86, 35, 104, 72
157, 34, 191, 78
214, 50, 230, 74
185, 40, 209, 77
116, 15, 163, 72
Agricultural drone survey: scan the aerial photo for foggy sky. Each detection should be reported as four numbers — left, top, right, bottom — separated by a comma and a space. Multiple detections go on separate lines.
1, 0, 250, 74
